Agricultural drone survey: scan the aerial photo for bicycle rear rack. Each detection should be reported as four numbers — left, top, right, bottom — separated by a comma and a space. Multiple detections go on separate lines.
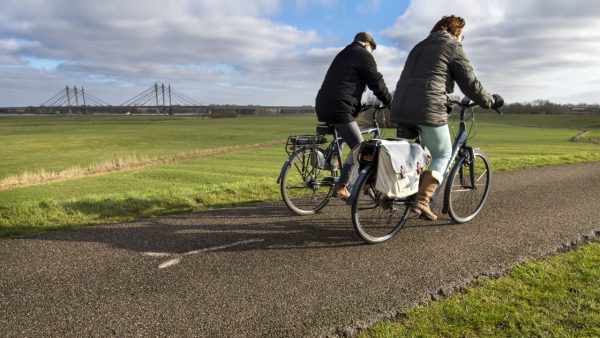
285, 135, 327, 156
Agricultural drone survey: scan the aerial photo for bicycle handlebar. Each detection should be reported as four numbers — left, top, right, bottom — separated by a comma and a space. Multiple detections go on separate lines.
360, 103, 386, 112
359, 103, 388, 124
451, 100, 502, 115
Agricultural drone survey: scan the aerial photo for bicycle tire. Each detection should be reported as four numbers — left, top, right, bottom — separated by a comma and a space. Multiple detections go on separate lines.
351, 166, 411, 244
280, 148, 336, 215
444, 151, 492, 223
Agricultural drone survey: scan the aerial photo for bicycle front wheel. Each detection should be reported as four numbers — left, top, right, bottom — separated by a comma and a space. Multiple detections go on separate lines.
445, 151, 492, 223
280, 148, 336, 215
351, 166, 411, 244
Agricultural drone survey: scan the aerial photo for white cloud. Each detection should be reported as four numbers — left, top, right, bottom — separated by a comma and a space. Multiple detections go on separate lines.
0, 0, 323, 106
1, 0, 599, 106
382, 0, 600, 103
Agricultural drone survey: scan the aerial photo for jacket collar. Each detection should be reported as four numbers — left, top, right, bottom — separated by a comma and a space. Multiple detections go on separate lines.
429, 29, 457, 41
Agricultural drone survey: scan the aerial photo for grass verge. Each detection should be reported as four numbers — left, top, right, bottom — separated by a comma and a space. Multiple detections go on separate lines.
0, 146, 283, 237
0, 140, 282, 190
360, 238, 600, 337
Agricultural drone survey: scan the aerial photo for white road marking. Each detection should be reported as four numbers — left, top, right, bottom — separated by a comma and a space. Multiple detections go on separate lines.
158, 257, 182, 269
144, 252, 171, 257
183, 239, 264, 256
147, 238, 264, 269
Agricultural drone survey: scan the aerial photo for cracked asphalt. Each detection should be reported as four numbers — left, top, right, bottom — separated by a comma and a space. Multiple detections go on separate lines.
1, 162, 599, 337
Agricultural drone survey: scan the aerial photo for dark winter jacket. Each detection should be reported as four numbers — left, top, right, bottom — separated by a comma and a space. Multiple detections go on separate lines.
316, 42, 391, 124
390, 32, 494, 127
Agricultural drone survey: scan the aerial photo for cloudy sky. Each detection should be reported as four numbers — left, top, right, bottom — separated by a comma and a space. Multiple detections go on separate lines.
1, 0, 599, 107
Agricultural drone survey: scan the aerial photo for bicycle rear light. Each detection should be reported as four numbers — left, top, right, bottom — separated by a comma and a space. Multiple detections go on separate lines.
360, 153, 374, 162
358, 139, 380, 163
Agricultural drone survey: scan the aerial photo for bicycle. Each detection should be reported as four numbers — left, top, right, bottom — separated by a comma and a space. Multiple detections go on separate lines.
277, 105, 386, 215
350, 98, 502, 243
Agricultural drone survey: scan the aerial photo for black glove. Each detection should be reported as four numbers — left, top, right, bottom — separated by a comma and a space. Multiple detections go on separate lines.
446, 103, 452, 114
380, 94, 392, 110
492, 94, 504, 110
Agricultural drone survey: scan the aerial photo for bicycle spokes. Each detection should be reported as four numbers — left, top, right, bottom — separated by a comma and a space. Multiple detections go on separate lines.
446, 152, 491, 223
280, 148, 335, 215
351, 168, 410, 243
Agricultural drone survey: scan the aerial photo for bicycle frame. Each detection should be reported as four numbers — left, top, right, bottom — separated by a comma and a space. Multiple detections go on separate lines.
276, 111, 382, 186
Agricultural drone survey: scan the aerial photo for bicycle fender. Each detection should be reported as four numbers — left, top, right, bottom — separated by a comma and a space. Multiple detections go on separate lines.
441, 149, 486, 214
347, 165, 374, 206
438, 156, 473, 215
276, 158, 292, 184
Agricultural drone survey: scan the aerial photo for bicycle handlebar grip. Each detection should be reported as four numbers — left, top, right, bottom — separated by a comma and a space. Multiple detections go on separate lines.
492, 94, 504, 109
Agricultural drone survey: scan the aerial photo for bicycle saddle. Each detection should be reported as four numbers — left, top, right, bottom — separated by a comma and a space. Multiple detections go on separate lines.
396, 124, 419, 139
316, 123, 335, 135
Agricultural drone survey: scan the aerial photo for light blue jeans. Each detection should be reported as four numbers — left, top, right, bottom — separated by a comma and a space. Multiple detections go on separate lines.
418, 124, 452, 184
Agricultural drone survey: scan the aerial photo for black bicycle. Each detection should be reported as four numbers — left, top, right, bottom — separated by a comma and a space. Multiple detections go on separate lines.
350, 98, 501, 243
277, 106, 385, 215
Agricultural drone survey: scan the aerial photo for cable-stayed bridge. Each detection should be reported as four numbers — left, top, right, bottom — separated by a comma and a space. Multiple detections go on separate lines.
120, 83, 203, 107
40, 83, 203, 107
41, 85, 109, 107
1, 83, 315, 116
33, 83, 208, 115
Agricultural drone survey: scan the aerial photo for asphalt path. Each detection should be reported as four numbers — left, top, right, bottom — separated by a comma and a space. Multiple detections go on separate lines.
1, 162, 599, 337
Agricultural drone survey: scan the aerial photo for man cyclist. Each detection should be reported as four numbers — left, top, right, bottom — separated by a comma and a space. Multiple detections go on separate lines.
315, 32, 392, 199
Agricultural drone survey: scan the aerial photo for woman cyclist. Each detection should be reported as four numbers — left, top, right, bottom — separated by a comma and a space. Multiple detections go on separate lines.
390, 15, 504, 220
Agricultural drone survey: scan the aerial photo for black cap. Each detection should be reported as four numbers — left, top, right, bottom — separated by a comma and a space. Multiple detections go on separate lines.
354, 32, 376, 50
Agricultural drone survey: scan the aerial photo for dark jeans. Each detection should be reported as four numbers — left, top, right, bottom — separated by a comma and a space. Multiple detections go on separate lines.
334, 121, 363, 187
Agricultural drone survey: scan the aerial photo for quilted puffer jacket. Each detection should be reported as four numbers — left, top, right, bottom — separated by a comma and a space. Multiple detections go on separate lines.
390, 31, 494, 127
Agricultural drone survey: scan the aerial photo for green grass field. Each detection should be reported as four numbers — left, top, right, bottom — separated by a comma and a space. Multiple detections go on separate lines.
1, 113, 600, 336
1, 113, 600, 236
0, 115, 310, 179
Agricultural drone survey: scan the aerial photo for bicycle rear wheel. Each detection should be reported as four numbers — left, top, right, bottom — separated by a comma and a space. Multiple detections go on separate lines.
280, 148, 336, 215
445, 151, 491, 223
351, 167, 411, 244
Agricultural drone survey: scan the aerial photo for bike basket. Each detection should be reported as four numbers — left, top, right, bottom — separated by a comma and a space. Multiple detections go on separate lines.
285, 135, 327, 155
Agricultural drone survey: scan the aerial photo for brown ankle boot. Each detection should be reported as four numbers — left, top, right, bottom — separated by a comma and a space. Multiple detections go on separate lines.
333, 184, 351, 199
410, 171, 439, 220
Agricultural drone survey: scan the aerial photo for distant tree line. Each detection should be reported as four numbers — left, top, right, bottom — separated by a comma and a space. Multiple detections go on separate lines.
497, 100, 600, 115
363, 93, 600, 115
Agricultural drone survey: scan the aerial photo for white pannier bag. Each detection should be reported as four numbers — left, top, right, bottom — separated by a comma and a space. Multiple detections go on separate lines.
375, 139, 430, 199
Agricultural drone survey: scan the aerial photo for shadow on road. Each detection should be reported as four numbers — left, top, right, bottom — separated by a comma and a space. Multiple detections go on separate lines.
19, 202, 373, 254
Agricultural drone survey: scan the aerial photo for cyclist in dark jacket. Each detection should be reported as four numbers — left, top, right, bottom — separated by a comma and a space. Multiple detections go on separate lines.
316, 32, 392, 199
390, 15, 503, 220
